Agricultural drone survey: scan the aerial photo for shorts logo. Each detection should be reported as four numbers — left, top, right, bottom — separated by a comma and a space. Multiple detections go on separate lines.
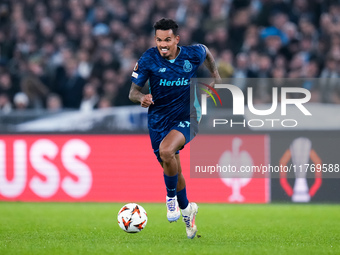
134, 62, 138, 71
183, 60, 192, 72
158, 68, 166, 72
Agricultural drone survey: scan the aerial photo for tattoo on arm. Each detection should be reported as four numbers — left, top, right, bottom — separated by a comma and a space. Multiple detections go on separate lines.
204, 50, 217, 73
203, 45, 221, 81
129, 82, 144, 103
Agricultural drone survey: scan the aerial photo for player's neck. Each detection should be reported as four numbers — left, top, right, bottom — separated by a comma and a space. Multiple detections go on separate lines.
168, 47, 180, 60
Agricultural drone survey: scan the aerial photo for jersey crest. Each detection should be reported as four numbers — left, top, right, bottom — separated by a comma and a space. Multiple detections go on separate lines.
183, 60, 193, 72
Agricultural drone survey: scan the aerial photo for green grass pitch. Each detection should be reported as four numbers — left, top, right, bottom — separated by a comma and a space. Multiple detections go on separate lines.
0, 202, 339, 255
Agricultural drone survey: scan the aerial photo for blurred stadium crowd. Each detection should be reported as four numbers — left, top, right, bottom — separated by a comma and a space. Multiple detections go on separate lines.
0, 0, 340, 112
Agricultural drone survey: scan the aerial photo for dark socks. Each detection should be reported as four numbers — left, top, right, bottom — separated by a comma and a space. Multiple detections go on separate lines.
163, 173, 178, 198
177, 187, 189, 209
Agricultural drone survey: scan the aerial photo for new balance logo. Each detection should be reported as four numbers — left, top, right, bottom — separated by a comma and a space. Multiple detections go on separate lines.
158, 68, 166, 72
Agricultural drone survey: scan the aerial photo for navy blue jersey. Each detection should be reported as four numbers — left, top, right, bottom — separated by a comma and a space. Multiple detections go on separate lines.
131, 45, 206, 132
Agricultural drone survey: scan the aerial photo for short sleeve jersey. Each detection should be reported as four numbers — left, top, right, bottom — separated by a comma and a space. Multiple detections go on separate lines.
131, 44, 206, 132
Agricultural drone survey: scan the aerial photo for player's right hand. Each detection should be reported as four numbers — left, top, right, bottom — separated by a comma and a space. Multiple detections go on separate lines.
140, 94, 154, 108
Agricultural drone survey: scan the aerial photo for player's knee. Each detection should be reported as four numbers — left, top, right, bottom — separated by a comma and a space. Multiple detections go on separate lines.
159, 147, 175, 163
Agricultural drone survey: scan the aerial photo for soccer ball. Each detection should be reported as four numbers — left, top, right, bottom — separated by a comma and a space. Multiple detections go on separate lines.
117, 203, 148, 233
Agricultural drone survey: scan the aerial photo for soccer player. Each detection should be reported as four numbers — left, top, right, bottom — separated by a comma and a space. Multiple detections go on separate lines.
129, 18, 221, 239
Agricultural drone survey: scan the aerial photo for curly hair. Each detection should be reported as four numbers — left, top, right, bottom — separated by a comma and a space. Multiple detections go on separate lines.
153, 18, 179, 35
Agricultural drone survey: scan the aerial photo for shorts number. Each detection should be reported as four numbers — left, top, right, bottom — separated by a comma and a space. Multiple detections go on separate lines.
178, 121, 190, 128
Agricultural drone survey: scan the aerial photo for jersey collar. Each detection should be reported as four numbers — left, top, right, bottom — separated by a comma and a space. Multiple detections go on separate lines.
162, 46, 181, 63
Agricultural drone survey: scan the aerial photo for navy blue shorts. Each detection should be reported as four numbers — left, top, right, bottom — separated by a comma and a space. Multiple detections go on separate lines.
149, 118, 199, 162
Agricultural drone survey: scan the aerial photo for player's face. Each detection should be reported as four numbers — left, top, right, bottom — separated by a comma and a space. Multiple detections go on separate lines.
155, 29, 180, 60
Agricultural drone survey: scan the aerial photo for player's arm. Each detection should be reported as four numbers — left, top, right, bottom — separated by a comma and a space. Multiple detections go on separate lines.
129, 82, 154, 108
202, 45, 221, 83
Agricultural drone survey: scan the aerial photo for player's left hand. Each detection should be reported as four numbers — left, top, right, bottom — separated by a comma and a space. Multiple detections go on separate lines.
140, 94, 154, 108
